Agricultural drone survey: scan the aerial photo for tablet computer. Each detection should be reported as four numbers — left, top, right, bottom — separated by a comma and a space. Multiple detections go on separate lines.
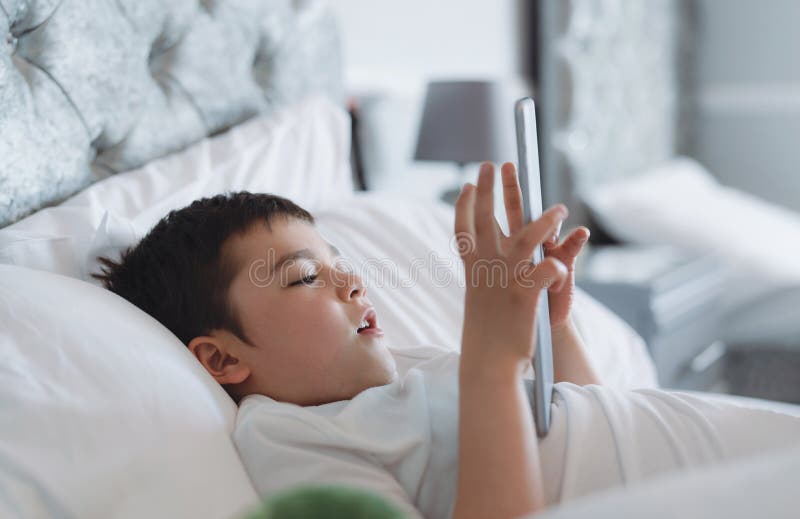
514, 97, 553, 437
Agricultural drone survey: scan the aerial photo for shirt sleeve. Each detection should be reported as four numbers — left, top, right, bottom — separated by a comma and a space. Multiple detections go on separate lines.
233, 406, 424, 519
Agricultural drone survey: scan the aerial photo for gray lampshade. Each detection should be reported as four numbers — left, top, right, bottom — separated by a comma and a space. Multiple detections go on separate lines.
414, 80, 522, 165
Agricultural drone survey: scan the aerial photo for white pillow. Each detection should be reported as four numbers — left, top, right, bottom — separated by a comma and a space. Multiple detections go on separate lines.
584, 157, 800, 310
315, 194, 658, 389
0, 94, 354, 281
0, 265, 259, 518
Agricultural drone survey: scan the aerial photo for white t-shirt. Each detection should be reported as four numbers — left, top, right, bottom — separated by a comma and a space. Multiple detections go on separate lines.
233, 345, 800, 518
233, 345, 469, 518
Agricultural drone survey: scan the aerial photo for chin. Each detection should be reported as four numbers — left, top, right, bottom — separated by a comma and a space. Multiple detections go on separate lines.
379, 351, 399, 382
378, 368, 398, 386
363, 362, 398, 392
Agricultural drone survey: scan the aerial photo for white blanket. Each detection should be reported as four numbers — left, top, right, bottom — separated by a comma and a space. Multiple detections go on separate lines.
233, 347, 800, 518
545, 383, 800, 504
538, 444, 800, 519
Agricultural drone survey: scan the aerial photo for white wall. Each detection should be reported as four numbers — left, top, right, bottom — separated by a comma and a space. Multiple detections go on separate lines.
692, 0, 800, 212
332, 0, 525, 94
330, 0, 529, 199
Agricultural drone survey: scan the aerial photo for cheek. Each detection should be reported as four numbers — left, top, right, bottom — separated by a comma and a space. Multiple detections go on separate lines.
280, 303, 351, 378
251, 296, 347, 356
291, 300, 348, 344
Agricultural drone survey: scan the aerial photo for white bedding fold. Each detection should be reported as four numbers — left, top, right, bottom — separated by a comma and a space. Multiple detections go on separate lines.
538, 444, 800, 519
548, 383, 800, 503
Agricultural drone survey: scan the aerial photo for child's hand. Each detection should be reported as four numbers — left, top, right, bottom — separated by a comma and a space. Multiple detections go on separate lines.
494, 162, 589, 333
543, 220, 590, 333
455, 162, 569, 371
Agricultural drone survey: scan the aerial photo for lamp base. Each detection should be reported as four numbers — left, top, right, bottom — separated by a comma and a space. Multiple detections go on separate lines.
440, 186, 463, 205
440, 163, 469, 205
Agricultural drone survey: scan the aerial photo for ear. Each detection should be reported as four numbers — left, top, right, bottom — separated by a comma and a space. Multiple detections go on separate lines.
188, 334, 251, 386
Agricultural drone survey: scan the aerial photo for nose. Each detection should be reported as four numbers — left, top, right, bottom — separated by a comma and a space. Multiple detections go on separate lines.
334, 267, 366, 301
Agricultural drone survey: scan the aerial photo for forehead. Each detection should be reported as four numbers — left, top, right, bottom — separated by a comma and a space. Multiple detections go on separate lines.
225, 217, 325, 270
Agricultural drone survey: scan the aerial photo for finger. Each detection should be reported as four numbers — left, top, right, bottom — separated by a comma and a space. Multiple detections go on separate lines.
511, 204, 568, 262
544, 227, 590, 266
536, 257, 569, 293
501, 162, 524, 234
543, 218, 564, 249
520, 256, 568, 293
558, 227, 590, 259
474, 162, 499, 255
454, 183, 477, 259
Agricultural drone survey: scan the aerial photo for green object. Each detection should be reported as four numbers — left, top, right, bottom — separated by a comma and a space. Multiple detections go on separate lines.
242, 485, 409, 519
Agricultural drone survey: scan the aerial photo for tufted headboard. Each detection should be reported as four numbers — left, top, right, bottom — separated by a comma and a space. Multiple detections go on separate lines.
537, 0, 684, 218
0, 0, 343, 227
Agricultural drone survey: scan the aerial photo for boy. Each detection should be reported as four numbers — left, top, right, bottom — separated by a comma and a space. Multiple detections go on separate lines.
98, 162, 799, 519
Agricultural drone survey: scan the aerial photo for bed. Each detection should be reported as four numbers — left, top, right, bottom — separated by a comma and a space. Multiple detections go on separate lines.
1, 1, 798, 518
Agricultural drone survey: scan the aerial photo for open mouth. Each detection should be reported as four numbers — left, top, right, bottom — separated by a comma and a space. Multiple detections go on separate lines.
356, 308, 381, 335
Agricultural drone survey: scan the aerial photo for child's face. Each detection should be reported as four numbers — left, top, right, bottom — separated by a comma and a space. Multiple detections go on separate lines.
220, 217, 397, 405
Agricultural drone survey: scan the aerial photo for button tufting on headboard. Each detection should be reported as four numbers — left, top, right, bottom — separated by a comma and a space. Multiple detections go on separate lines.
0, 0, 343, 227
5, 33, 15, 54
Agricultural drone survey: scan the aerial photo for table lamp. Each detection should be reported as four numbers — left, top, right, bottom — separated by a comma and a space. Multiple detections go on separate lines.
414, 80, 520, 203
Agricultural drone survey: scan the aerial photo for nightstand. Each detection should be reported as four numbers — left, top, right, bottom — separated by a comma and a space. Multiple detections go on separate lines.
577, 245, 728, 390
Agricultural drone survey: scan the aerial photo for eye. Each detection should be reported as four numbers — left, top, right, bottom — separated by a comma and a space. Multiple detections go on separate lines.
290, 273, 319, 287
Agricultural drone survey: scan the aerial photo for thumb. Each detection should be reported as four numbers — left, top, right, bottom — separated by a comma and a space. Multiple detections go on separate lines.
511, 206, 567, 263
517, 256, 568, 294
545, 227, 590, 266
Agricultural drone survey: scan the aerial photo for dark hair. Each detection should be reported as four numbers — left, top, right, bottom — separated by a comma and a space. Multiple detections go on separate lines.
94, 191, 314, 345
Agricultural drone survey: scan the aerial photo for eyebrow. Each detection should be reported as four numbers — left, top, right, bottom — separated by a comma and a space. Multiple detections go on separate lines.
270, 243, 341, 276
